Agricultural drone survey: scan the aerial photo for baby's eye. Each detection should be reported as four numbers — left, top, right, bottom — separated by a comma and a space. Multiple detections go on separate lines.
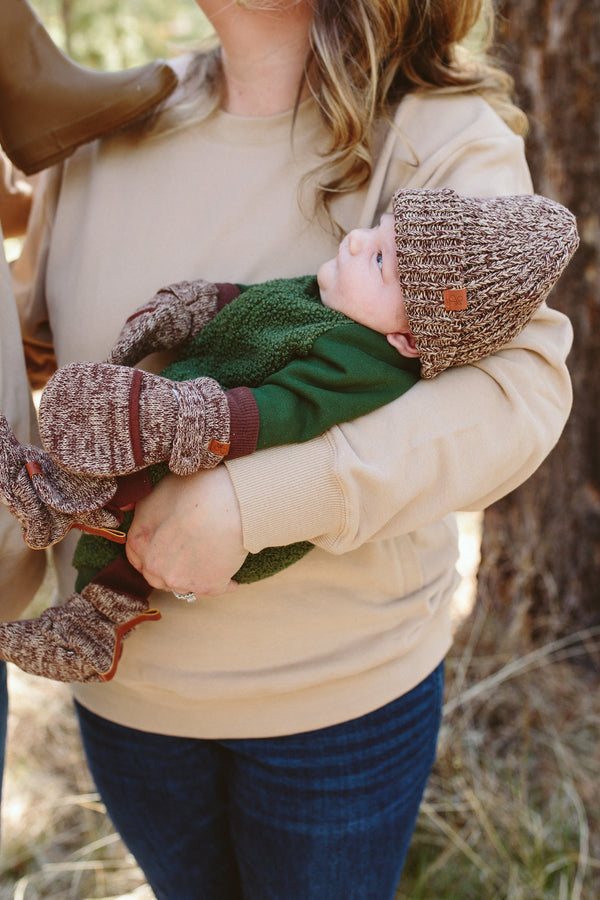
376, 250, 383, 270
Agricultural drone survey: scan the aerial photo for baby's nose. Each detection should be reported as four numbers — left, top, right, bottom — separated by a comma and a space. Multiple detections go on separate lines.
348, 230, 366, 255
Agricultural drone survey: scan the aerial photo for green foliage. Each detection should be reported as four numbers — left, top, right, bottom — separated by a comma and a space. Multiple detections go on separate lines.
30, 0, 213, 69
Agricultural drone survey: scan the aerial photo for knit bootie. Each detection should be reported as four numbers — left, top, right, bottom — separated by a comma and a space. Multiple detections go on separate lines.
0, 414, 124, 549
39, 363, 231, 477
107, 278, 221, 368
0, 0, 177, 175
0, 557, 161, 682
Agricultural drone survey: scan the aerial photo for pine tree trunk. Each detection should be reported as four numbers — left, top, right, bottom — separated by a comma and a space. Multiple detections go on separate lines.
477, 0, 600, 635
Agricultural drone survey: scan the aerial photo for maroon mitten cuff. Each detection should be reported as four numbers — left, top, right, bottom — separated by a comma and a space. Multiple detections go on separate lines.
109, 469, 153, 509
0, 556, 160, 683
107, 278, 220, 367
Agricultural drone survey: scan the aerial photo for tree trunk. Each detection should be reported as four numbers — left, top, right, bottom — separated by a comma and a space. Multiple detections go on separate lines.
477, 0, 600, 637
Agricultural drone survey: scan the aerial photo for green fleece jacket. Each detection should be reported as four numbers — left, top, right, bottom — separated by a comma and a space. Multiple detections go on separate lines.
73, 275, 419, 586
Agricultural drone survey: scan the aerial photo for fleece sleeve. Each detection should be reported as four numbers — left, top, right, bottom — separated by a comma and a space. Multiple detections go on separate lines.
226, 323, 419, 456
226, 98, 573, 555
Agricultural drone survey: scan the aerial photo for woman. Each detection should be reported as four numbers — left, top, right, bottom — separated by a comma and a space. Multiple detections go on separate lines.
0, 157, 47, 803
14, 1, 573, 896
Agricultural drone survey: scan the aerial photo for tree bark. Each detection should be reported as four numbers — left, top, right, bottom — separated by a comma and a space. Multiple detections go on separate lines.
477, 0, 600, 636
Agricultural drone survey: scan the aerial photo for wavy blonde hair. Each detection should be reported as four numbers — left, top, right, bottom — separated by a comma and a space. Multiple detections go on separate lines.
154, 0, 526, 229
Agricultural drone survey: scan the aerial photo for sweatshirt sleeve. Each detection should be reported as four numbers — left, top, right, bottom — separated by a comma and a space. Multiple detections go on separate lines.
0, 227, 46, 621
225, 98, 574, 555
226, 323, 419, 457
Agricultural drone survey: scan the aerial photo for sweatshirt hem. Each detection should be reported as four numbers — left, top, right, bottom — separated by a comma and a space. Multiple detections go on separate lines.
71, 609, 452, 739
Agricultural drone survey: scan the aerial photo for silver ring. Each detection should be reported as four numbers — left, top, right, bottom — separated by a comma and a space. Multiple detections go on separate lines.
173, 591, 197, 603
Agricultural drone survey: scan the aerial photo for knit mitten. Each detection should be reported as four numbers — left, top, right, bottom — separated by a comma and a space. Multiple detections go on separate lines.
0, 414, 122, 549
38, 362, 231, 476
0, 557, 161, 683
106, 279, 220, 368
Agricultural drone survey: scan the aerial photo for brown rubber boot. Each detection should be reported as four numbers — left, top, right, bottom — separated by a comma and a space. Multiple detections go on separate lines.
0, 0, 177, 175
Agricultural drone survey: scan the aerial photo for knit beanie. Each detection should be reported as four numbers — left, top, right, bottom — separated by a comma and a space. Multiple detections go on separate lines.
392, 189, 579, 378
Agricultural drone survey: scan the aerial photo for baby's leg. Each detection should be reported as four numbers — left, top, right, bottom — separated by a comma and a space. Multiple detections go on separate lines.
0, 557, 160, 683
0, 414, 123, 548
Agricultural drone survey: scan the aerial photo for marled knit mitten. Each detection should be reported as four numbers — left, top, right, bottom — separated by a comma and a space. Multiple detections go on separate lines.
38, 362, 231, 476
0, 414, 123, 548
0, 557, 161, 683
106, 278, 220, 368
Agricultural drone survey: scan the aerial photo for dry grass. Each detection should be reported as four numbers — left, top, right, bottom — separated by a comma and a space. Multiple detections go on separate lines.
0, 515, 598, 899
0, 561, 154, 900
399, 516, 600, 899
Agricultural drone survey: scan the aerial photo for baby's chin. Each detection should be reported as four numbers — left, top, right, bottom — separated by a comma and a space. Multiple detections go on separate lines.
316, 259, 335, 308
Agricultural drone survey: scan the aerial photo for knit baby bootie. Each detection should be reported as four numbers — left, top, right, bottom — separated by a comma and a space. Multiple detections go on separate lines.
0, 414, 122, 548
0, 557, 161, 683
38, 362, 231, 477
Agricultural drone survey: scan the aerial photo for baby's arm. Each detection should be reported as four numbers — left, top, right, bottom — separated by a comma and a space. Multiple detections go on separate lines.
245, 324, 419, 452
37, 323, 419, 480
107, 279, 238, 367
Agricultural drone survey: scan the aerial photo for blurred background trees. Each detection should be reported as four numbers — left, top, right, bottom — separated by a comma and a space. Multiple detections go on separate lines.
477, 0, 600, 639
31, 0, 212, 69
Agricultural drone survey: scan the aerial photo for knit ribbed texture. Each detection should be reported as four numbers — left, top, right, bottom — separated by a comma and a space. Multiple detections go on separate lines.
170, 377, 231, 474
107, 278, 220, 368
0, 414, 119, 549
38, 362, 179, 475
39, 359, 233, 478
392, 189, 579, 378
0, 573, 158, 683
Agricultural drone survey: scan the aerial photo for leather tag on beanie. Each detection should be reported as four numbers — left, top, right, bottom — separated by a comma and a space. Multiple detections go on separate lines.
443, 288, 468, 311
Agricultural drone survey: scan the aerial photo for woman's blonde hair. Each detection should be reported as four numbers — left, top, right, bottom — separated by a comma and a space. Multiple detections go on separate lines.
156, 0, 526, 229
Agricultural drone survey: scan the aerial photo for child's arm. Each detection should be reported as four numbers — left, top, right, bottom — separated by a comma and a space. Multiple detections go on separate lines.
37, 323, 419, 478
232, 323, 420, 455
107, 280, 240, 368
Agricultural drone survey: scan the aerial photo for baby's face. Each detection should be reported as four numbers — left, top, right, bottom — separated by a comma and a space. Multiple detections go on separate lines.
318, 215, 409, 336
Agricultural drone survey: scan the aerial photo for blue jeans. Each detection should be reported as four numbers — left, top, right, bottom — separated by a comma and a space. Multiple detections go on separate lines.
76, 661, 444, 900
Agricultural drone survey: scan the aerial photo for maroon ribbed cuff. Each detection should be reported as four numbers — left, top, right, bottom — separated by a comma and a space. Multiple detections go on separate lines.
215, 283, 241, 311
109, 469, 153, 509
92, 556, 153, 602
226, 386, 260, 459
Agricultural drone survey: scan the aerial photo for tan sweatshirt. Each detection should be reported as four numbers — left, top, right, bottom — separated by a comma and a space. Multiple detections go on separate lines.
14, 56, 573, 737
0, 161, 46, 620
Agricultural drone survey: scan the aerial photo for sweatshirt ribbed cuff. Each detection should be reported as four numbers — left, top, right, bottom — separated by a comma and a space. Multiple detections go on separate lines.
225, 435, 345, 553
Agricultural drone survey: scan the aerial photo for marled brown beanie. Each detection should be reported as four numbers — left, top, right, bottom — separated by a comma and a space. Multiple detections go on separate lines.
392, 189, 579, 378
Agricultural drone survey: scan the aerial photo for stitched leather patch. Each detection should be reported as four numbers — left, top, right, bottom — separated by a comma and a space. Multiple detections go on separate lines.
443, 288, 468, 311
208, 439, 231, 456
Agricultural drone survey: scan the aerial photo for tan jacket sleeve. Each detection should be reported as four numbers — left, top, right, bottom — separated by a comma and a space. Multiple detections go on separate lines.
0, 230, 46, 621
227, 93, 573, 554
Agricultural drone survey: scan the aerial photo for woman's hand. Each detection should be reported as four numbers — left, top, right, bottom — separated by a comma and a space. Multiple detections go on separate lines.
126, 466, 246, 597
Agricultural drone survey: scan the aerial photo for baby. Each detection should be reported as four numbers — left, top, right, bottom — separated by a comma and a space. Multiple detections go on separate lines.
0, 188, 579, 684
